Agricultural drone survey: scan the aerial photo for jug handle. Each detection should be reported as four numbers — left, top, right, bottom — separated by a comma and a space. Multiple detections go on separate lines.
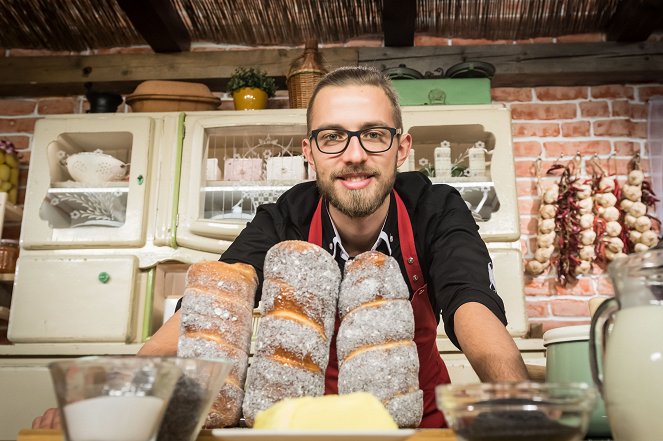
589, 297, 619, 395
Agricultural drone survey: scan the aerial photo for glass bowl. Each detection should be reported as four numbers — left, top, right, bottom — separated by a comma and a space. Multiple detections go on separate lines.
49, 356, 182, 441
436, 382, 597, 441
156, 357, 233, 441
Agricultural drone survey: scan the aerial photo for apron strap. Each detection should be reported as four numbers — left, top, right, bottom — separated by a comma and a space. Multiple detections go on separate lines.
394, 190, 426, 294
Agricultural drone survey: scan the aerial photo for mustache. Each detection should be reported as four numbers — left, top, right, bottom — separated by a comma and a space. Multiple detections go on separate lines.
330, 166, 381, 179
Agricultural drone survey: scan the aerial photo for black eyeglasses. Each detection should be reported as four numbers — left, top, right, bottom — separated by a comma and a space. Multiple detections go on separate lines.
309, 126, 402, 154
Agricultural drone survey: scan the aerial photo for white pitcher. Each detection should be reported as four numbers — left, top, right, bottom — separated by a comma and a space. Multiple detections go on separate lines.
589, 249, 663, 441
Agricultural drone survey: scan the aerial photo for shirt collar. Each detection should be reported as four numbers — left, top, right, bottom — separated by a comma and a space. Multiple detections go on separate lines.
322, 193, 397, 261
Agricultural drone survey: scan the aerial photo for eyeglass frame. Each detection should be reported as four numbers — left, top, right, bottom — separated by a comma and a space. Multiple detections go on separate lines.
309, 126, 403, 155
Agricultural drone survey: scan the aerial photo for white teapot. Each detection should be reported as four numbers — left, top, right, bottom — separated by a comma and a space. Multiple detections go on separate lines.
59, 149, 129, 185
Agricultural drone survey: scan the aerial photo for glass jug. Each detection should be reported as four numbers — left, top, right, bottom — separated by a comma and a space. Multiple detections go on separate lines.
589, 249, 663, 441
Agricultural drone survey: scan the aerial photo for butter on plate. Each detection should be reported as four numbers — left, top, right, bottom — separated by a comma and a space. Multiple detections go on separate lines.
253, 392, 398, 430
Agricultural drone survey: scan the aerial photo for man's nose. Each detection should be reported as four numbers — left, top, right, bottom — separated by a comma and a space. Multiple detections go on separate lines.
342, 134, 368, 163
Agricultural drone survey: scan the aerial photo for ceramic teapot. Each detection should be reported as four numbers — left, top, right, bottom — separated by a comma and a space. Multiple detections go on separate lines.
59, 149, 129, 185
589, 249, 663, 441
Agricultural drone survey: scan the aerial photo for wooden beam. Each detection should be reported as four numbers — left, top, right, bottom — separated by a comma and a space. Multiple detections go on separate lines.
606, 0, 663, 42
382, 0, 416, 47
1, 42, 662, 97
116, 0, 191, 53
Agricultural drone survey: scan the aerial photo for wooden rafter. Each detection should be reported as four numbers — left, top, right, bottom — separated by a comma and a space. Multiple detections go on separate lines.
116, 0, 191, 53
1, 42, 662, 97
382, 0, 416, 47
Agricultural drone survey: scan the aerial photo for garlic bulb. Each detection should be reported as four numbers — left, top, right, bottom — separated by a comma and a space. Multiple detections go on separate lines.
628, 230, 642, 244
622, 184, 643, 202
539, 204, 557, 219
537, 231, 557, 248
579, 213, 595, 229
620, 198, 634, 211
598, 192, 617, 208
538, 218, 556, 234
628, 169, 645, 186
599, 177, 616, 192
602, 206, 620, 222
575, 183, 593, 200
624, 214, 637, 228
526, 259, 548, 276
574, 260, 592, 275
634, 243, 649, 253
635, 216, 652, 233
607, 237, 625, 253
640, 230, 659, 248
606, 249, 627, 261
535, 246, 555, 263
579, 245, 596, 260
577, 197, 594, 214
543, 186, 559, 204
628, 201, 647, 218
580, 229, 597, 245
606, 221, 622, 237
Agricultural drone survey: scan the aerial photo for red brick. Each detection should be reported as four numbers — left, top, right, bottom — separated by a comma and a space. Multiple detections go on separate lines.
551, 299, 590, 316
580, 101, 609, 117
520, 238, 529, 255
520, 215, 538, 234
37, 98, 77, 115
632, 121, 647, 138
561, 121, 590, 137
513, 141, 543, 157
450, 38, 512, 46
18, 151, 30, 165
614, 158, 648, 174
526, 301, 550, 318
0, 99, 36, 116
516, 180, 537, 196
491, 88, 533, 102
556, 33, 605, 43
413, 35, 449, 46
535, 320, 592, 334
591, 85, 635, 100
543, 140, 611, 157
2, 224, 20, 240
517, 198, 541, 216
0, 135, 29, 150
611, 100, 631, 117
344, 38, 384, 47
0, 118, 38, 132
554, 278, 594, 296
535, 87, 588, 101
514, 159, 560, 177
630, 103, 647, 120
593, 119, 632, 137
614, 141, 639, 156
638, 86, 663, 102
524, 277, 554, 296
512, 123, 560, 138
511, 103, 577, 120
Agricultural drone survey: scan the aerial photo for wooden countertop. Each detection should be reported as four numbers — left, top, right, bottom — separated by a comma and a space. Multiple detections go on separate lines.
17, 428, 457, 441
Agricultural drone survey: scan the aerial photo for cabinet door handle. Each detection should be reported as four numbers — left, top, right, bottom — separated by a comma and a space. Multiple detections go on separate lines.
98, 272, 110, 283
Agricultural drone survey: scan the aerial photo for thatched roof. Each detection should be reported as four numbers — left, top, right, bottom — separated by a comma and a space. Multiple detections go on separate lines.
1, 0, 659, 52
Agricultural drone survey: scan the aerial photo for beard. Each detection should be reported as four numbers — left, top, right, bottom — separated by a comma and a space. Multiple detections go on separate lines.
316, 164, 396, 218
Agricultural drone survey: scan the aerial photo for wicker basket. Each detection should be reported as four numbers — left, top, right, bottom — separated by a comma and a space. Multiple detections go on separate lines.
287, 40, 327, 108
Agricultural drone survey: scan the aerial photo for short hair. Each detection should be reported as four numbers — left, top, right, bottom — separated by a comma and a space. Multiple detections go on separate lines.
306, 66, 403, 134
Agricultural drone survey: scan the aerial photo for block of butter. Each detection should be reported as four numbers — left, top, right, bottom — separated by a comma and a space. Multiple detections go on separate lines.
253, 392, 398, 430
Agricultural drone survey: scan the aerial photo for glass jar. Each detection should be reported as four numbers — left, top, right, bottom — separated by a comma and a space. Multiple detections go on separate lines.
0, 140, 19, 204
0, 239, 18, 274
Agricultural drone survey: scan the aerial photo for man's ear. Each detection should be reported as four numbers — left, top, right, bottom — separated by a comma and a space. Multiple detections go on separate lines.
396, 132, 412, 168
302, 137, 316, 171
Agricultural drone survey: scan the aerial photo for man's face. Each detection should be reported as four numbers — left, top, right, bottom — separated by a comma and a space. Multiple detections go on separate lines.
303, 85, 411, 218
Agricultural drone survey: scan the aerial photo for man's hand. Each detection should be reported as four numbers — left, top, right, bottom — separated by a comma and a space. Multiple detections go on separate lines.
137, 309, 181, 356
454, 302, 529, 382
32, 408, 61, 429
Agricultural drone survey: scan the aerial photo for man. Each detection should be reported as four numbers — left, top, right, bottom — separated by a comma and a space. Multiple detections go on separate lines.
34, 66, 527, 429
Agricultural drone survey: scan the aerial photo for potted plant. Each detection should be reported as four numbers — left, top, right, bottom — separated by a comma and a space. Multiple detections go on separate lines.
227, 67, 276, 110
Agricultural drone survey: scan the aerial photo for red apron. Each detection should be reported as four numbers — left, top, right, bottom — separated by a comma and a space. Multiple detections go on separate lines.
307, 191, 451, 428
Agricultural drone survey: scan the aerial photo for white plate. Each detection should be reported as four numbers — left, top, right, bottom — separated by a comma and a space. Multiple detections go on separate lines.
71, 219, 124, 228
211, 429, 416, 441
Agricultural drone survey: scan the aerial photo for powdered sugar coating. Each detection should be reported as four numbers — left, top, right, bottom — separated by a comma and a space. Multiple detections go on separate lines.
336, 300, 414, 361
339, 251, 410, 317
242, 356, 325, 426
205, 383, 244, 428
386, 390, 424, 428
255, 315, 330, 370
178, 337, 249, 386
338, 342, 420, 400
180, 290, 252, 350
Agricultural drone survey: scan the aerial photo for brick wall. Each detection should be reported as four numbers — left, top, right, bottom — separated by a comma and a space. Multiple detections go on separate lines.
1, 34, 661, 333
